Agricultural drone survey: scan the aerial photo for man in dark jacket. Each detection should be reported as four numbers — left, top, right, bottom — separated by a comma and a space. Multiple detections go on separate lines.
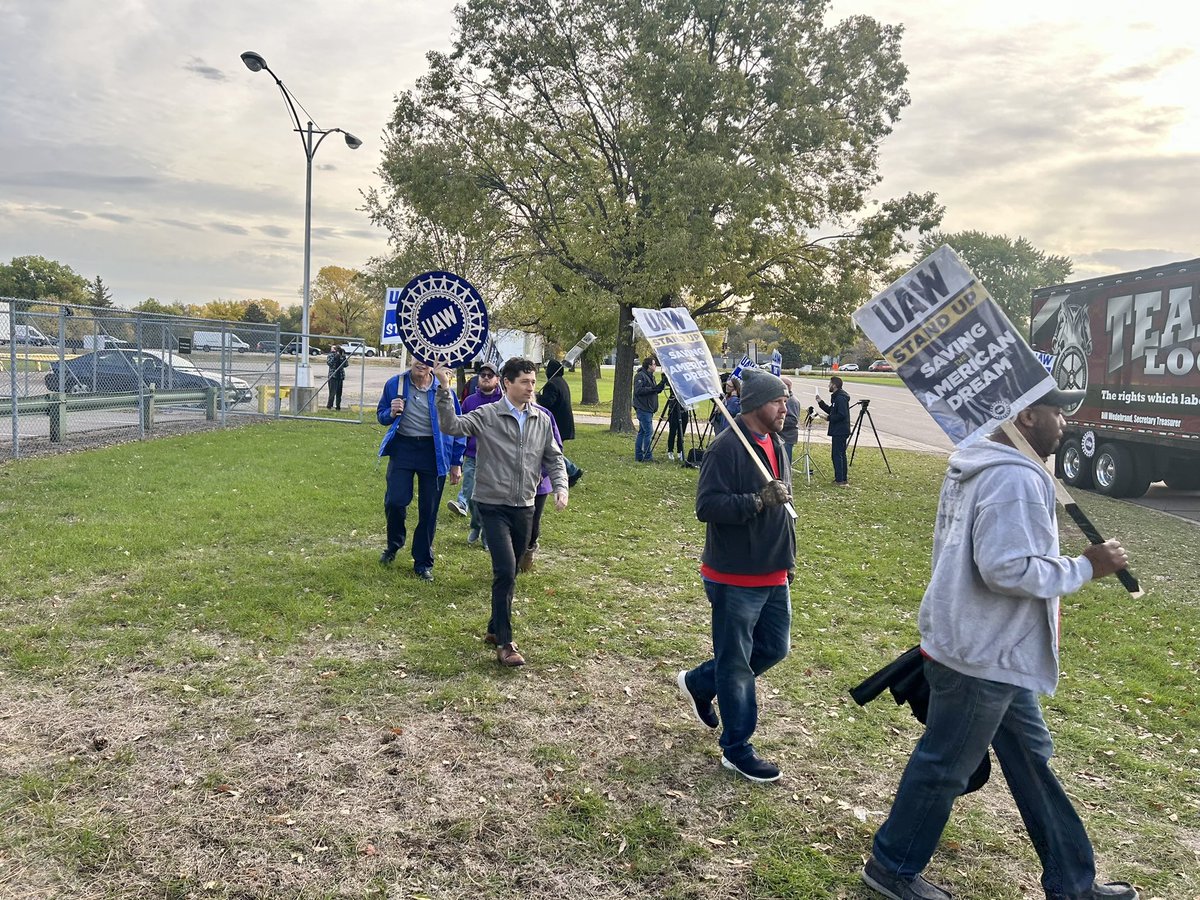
537, 359, 583, 487
817, 375, 851, 485
326, 345, 348, 410
676, 368, 795, 783
632, 356, 667, 462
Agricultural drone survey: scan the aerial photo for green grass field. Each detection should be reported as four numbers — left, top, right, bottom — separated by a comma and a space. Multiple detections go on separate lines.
0, 422, 1196, 899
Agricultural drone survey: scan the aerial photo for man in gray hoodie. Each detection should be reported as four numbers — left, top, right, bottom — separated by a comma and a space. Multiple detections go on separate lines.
862, 387, 1136, 900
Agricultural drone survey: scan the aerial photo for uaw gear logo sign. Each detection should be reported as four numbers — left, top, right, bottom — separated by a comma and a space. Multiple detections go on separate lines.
382, 271, 489, 367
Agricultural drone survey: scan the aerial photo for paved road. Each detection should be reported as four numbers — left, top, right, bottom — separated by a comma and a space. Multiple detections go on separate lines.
583, 378, 1200, 526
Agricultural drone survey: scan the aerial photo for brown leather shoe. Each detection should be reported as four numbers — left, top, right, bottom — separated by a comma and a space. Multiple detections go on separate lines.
517, 545, 537, 573
483, 632, 497, 645
496, 642, 526, 667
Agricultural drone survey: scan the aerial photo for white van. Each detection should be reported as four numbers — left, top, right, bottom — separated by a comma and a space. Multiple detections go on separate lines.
12, 324, 53, 346
193, 331, 251, 353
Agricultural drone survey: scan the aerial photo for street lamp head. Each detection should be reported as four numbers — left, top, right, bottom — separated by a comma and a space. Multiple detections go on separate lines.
240, 51, 268, 72
343, 131, 363, 150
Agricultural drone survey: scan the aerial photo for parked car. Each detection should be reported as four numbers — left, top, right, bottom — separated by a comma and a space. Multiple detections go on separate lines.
282, 340, 322, 355
256, 340, 282, 354
840, 363, 860, 371
45, 349, 253, 404
868, 359, 893, 372
340, 342, 379, 357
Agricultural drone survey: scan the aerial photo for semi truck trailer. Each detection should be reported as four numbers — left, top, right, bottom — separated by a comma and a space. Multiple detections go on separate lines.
1030, 257, 1200, 498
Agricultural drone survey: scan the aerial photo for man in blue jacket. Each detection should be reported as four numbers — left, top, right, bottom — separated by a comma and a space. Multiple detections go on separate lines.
817, 374, 851, 485
862, 387, 1135, 900
376, 357, 465, 581
676, 368, 795, 783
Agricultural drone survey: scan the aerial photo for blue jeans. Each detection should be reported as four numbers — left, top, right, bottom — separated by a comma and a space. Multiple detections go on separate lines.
684, 581, 791, 760
635, 409, 654, 460
872, 659, 1096, 899
459, 455, 481, 530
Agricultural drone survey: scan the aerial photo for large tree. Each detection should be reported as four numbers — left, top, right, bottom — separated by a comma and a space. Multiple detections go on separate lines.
309, 265, 377, 341
0, 256, 90, 307
916, 231, 1072, 333
370, 0, 939, 430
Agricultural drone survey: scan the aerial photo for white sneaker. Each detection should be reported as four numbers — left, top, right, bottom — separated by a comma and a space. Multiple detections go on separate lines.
667, 452, 675, 460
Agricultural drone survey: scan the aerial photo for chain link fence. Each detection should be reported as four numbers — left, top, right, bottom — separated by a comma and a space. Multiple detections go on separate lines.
1, 299, 376, 460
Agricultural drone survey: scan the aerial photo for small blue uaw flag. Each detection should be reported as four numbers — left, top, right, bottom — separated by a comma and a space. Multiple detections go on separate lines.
769, 349, 782, 376
730, 354, 758, 379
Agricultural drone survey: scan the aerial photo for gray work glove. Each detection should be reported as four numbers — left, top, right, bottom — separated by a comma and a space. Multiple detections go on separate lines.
758, 479, 791, 508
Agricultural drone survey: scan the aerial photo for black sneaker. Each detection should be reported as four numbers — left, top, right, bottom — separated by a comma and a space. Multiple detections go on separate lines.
1047, 882, 1139, 900
676, 670, 718, 729
861, 855, 952, 900
720, 751, 781, 783
379, 549, 397, 565
415, 567, 434, 582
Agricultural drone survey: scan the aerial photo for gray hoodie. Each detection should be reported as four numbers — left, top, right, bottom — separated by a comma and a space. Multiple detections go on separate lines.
918, 440, 1094, 696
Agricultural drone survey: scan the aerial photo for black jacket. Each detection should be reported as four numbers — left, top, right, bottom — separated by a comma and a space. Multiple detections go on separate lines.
818, 388, 851, 437
850, 647, 991, 795
695, 418, 795, 576
537, 359, 575, 441
632, 367, 666, 413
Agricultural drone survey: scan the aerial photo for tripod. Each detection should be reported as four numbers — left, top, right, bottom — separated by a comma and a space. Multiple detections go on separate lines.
796, 406, 824, 485
848, 398, 892, 474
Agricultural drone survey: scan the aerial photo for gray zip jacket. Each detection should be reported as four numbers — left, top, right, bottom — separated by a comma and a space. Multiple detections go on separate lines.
918, 440, 1093, 696
435, 385, 567, 506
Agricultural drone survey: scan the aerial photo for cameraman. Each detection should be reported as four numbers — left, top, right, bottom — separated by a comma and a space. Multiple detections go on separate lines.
632, 356, 667, 462
817, 375, 851, 486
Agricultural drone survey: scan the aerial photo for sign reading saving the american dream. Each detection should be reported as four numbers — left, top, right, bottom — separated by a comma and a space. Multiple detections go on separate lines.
382, 271, 489, 367
631, 307, 723, 407
852, 245, 1056, 447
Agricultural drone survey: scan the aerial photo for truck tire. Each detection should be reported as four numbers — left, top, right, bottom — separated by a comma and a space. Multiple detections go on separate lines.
1164, 461, 1200, 491
1058, 436, 1093, 488
1093, 442, 1150, 498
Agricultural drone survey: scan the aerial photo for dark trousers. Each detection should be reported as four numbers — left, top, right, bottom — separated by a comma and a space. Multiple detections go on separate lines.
477, 502, 534, 646
667, 408, 687, 454
873, 660, 1096, 898
384, 437, 444, 571
831, 434, 849, 483
528, 492, 549, 550
327, 377, 344, 409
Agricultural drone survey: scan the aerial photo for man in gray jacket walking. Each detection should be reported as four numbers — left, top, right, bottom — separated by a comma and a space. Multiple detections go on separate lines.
863, 386, 1136, 900
435, 357, 568, 667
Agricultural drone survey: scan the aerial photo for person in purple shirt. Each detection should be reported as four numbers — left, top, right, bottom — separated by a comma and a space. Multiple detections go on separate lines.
518, 402, 564, 573
454, 361, 503, 547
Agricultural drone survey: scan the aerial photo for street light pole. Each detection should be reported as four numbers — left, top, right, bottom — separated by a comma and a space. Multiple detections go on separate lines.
240, 51, 361, 390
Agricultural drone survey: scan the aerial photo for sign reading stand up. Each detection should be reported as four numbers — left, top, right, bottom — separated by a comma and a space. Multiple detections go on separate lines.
852, 245, 1056, 447
382, 271, 489, 367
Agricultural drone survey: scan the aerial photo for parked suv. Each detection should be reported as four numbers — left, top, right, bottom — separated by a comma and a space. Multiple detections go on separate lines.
45, 349, 253, 403
283, 340, 322, 355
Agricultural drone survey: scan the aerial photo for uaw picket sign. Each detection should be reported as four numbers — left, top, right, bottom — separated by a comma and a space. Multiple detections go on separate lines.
852, 245, 1055, 447
382, 271, 489, 367
631, 307, 723, 407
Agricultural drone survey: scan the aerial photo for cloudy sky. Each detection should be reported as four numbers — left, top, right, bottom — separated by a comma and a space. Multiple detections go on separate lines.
0, 0, 1196, 308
